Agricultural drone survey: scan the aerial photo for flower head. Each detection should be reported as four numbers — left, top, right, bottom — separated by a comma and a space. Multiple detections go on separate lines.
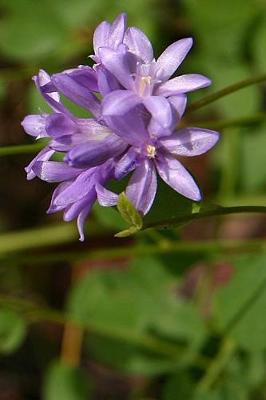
22, 13, 220, 240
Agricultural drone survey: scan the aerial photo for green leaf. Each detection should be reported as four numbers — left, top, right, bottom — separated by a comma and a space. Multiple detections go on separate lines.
116, 192, 143, 234
163, 372, 194, 400
214, 254, 266, 351
68, 257, 206, 374
114, 225, 141, 238
0, 309, 27, 354
43, 361, 91, 400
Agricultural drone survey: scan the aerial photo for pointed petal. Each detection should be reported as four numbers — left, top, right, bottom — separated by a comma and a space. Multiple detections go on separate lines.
96, 183, 118, 206
156, 154, 201, 201
45, 113, 77, 137
115, 148, 138, 179
77, 203, 94, 242
63, 192, 95, 221
65, 133, 127, 168
54, 169, 96, 206
109, 13, 127, 49
168, 95, 187, 119
155, 38, 193, 81
143, 96, 174, 128
124, 27, 153, 63
160, 128, 220, 156
47, 181, 72, 214
93, 21, 111, 55
97, 65, 121, 96
25, 147, 54, 180
21, 114, 48, 138
52, 73, 100, 117
32, 161, 82, 182
34, 70, 70, 115
126, 159, 157, 215
98, 47, 134, 89
102, 90, 141, 117
157, 74, 211, 96
64, 66, 98, 92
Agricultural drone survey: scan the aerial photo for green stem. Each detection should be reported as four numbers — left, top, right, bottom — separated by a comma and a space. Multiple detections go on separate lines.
0, 223, 78, 254
190, 113, 266, 131
2, 238, 266, 265
144, 206, 266, 230
0, 207, 265, 254
0, 142, 44, 156
196, 338, 236, 392
187, 73, 266, 113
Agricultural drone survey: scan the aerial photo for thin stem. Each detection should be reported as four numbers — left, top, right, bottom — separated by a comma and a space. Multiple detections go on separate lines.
196, 338, 236, 392
0, 142, 44, 156
189, 113, 266, 131
187, 73, 266, 113
0, 207, 265, 255
2, 238, 266, 267
0, 223, 78, 254
144, 206, 266, 230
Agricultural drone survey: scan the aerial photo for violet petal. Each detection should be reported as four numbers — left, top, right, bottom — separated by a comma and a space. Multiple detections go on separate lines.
114, 148, 138, 179
32, 161, 82, 182
124, 27, 153, 63
156, 154, 201, 201
143, 95, 174, 128
96, 183, 118, 206
98, 47, 135, 90
126, 159, 157, 214
157, 74, 211, 96
155, 38, 193, 81
102, 89, 141, 116
66, 133, 127, 168
160, 127, 220, 156
21, 114, 48, 138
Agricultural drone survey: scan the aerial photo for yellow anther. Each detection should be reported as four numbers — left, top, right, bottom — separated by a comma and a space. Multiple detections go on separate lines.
146, 144, 156, 158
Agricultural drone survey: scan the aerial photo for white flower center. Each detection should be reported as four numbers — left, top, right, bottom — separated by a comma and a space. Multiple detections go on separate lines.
146, 144, 156, 158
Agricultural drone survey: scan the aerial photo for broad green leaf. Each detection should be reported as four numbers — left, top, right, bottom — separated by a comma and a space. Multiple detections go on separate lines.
0, 309, 27, 354
214, 254, 266, 351
68, 257, 206, 374
43, 361, 91, 400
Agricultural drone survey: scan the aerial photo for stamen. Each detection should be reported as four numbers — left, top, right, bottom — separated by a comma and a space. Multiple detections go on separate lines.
146, 144, 156, 158
139, 76, 152, 96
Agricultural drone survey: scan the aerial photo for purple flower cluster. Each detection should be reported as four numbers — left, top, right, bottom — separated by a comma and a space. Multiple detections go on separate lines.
22, 13, 219, 240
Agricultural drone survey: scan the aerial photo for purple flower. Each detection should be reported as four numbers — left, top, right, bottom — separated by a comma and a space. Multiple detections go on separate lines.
92, 13, 127, 63
32, 158, 117, 240
104, 106, 219, 214
22, 13, 220, 240
99, 31, 211, 129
